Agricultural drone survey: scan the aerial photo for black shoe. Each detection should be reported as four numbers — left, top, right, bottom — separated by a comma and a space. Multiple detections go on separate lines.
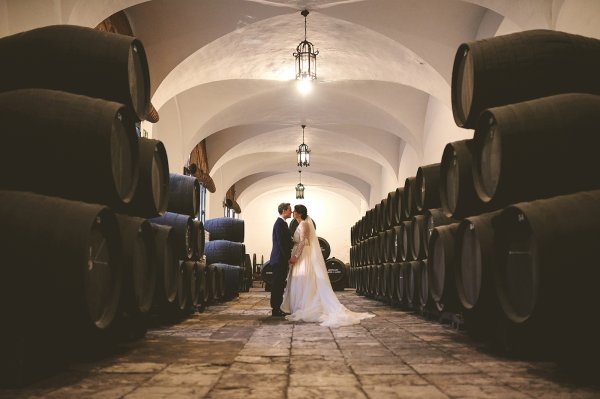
272, 309, 287, 317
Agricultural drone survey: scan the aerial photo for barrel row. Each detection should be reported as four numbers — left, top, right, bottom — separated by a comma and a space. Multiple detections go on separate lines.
0, 25, 216, 386
0, 192, 217, 387
203, 217, 252, 293
349, 30, 600, 365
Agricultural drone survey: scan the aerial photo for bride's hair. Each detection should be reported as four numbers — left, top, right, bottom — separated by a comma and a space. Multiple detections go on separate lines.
294, 204, 308, 220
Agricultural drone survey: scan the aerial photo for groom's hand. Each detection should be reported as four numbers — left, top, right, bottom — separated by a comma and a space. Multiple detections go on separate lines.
289, 255, 297, 265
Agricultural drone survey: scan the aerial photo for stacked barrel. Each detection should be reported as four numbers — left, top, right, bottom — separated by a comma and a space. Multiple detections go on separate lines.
0, 25, 217, 385
350, 179, 440, 312
148, 173, 209, 319
203, 217, 248, 301
351, 29, 600, 366
0, 25, 150, 385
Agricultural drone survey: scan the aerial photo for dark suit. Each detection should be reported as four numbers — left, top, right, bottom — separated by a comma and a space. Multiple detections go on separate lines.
269, 217, 293, 311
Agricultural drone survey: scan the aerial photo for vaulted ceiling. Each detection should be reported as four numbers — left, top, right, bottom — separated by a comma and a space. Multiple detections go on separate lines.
2, 0, 598, 216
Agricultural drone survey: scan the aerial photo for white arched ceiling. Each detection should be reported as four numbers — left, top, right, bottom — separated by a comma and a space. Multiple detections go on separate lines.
3, 0, 600, 215
151, 10, 450, 110
236, 171, 368, 210
207, 124, 400, 176
214, 151, 381, 197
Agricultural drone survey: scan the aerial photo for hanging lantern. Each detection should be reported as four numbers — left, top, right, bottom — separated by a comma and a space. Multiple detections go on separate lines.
295, 170, 305, 199
296, 124, 311, 167
293, 10, 318, 82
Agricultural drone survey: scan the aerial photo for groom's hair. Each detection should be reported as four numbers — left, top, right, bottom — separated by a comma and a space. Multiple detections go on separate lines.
278, 202, 290, 214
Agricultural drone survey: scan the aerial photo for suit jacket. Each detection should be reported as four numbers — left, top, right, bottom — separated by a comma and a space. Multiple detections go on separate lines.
269, 217, 292, 267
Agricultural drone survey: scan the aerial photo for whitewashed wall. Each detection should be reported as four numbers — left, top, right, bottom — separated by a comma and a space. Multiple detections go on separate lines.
231, 186, 360, 264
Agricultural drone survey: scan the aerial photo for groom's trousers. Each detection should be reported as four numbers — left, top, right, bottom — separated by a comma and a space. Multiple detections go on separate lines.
270, 261, 288, 311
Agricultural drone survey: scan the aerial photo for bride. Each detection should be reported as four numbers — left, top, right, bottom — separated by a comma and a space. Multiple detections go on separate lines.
281, 204, 374, 327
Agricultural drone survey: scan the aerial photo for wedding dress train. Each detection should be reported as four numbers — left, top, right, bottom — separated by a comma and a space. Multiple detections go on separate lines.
281, 216, 374, 327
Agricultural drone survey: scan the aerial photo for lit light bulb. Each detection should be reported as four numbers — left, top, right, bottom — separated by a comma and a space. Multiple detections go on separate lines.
297, 79, 313, 95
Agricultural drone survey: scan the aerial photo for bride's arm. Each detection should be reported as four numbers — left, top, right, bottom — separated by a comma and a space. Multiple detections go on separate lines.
290, 221, 309, 263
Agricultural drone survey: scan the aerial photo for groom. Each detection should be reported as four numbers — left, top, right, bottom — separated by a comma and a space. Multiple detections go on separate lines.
269, 202, 293, 317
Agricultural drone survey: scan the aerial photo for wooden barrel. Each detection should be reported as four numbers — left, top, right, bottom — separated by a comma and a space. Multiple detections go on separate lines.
428, 223, 461, 312
377, 264, 387, 297
200, 260, 211, 306
362, 211, 371, 239
204, 217, 244, 243
205, 240, 245, 266
391, 226, 402, 263
373, 202, 383, 233
357, 216, 365, 241
383, 228, 396, 263
150, 224, 178, 309
212, 264, 240, 300
362, 240, 370, 266
362, 265, 370, 296
402, 177, 418, 221
192, 220, 206, 260
260, 260, 274, 286
0, 25, 151, 120
369, 235, 379, 264
451, 29, 600, 129
495, 190, 600, 361
150, 212, 194, 260
352, 242, 359, 266
377, 231, 387, 263
0, 89, 138, 207
241, 253, 253, 292
207, 264, 222, 302
127, 138, 169, 218
495, 190, 600, 323
366, 265, 376, 297
380, 198, 391, 230
190, 259, 206, 309
457, 210, 507, 341
440, 140, 487, 219
395, 188, 405, 223
456, 210, 502, 311
399, 221, 413, 262
394, 262, 406, 306
175, 261, 192, 315
389, 263, 401, 306
354, 266, 363, 295
0, 191, 122, 327
319, 237, 331, 260
424, 208, 457, 256
472, 93, 600, 209
326, 257, 346, 290
399, 262, 413, 308
0, 191, 122, 384
410, 215, 427, 261
167, 173, 199, 217
415, 259, 429, 312
386, 189, 401, 227
115, 214, 157, 314
415, 163, 441, 212
406, 261, 421, 310
381, 262, 392, 300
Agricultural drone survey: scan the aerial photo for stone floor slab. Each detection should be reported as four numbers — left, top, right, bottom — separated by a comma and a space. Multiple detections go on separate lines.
1, 288, 600, 399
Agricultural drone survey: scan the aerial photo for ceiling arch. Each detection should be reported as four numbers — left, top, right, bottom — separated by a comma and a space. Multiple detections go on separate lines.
5, 0, 599, 216
150, 10, 450, 111
235, 171, 369, 207
207, 124, 401, 180
211, 151, 382, 201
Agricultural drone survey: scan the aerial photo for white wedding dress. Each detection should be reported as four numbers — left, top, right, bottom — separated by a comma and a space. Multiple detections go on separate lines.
281, 217, 374, 327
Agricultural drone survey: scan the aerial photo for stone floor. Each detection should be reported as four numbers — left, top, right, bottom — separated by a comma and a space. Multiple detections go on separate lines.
2, 288, 600, 399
